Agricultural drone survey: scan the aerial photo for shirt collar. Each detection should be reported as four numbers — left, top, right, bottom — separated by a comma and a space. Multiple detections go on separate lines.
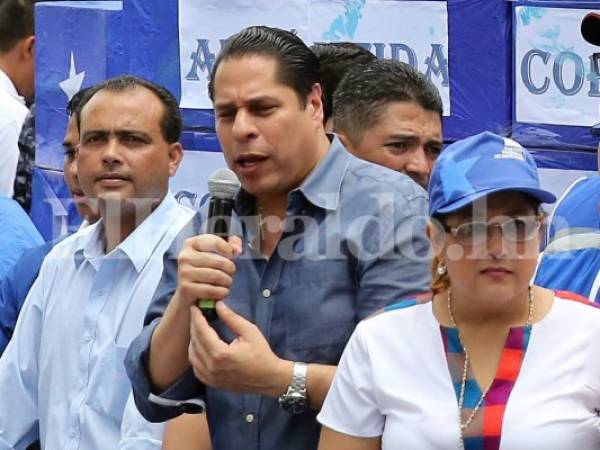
0, 69, 25, 105
233, 135, 351, 215
294, 134, 350, 211
74, 192, 181, 272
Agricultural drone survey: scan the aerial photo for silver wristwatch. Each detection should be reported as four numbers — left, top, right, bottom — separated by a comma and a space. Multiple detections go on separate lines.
278, 362, 308, 414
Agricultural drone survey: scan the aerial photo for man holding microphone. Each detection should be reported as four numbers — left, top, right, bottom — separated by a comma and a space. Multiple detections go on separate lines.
126, 25, 430, 449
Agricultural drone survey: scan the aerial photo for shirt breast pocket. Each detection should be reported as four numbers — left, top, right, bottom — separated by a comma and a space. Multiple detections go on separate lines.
90, 342, 131, 423
279, 259, 356, 363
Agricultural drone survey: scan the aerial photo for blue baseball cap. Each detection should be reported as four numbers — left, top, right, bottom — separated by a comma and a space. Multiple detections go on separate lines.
428, 132, 556, 217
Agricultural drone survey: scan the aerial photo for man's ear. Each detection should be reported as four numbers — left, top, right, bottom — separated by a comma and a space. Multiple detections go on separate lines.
22, 36, 35, 61
167, 142, 184, 177
426, 220, 446, 256
336, 132, 354, 153
307, 83, 324, 125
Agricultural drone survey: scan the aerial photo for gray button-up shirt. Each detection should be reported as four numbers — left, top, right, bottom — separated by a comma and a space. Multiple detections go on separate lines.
126, 137, 430, 450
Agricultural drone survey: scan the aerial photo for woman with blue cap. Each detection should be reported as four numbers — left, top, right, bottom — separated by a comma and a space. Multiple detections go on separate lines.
316, 132, 600, 450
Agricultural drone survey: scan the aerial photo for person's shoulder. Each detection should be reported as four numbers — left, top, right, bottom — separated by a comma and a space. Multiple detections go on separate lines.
43, 226, 95, 261
350, 293, 434, 351
0, 196, 29, 219
172, 200, 196, 218
163, 210, 204, 259
553, 290, 600, 321
0, 90, 28, 122
344, 154, 428, 201
555, 175, 600, 211
363, 292, 433, 326
169, 201, 197, 232
554, 290, 598, 307
0, 197, 41, 241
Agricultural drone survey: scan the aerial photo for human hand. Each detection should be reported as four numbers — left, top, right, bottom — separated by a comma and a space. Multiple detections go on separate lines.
188, 302, 293, 396
174, 234, 243, 309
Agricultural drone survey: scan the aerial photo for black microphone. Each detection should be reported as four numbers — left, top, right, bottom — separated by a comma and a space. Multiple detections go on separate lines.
198, 168, 241, 320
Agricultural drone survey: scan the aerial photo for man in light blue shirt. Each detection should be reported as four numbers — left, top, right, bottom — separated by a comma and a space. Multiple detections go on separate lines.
0, 76, 194, 449
0, 195, 42, 280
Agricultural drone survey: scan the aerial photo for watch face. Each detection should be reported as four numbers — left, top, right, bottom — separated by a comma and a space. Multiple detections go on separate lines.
279, 392, 308, 414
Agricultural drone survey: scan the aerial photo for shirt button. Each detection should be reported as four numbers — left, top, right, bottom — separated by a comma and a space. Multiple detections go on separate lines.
96, 289, 104, 297
245, 413, 255, 423
261, 289, 271, 299
69, 428, 76, 438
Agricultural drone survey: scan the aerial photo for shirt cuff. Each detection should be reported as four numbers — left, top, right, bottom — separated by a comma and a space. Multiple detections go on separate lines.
125, 319, 206, 423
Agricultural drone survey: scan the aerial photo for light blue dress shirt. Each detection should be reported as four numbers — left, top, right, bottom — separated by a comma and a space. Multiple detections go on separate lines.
0, 194, 43, 279
0, 193, 194, 450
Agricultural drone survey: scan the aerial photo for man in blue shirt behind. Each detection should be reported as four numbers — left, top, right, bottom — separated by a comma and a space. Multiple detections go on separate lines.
0, 88, 100, 355
125, 26, 430, 450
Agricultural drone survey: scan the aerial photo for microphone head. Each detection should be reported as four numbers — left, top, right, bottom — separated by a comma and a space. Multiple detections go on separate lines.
582, 12, 600, 46
207, 168, 241, 200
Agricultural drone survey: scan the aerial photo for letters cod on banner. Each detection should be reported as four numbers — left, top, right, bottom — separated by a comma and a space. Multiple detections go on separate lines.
515, 6, 600, 127
178, 0, 450, 115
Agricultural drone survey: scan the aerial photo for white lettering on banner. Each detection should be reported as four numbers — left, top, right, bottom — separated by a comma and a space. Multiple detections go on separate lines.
178, 0, 450, 115
515, 6, 600, 127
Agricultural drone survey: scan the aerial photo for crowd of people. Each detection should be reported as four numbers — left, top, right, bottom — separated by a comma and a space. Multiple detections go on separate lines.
0, 1, 599, 449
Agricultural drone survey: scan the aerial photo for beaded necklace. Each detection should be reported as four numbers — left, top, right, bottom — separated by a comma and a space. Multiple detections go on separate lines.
446, 287, 534, 449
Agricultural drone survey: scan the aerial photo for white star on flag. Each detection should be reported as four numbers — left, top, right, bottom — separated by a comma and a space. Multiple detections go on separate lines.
59, 52, 85, 101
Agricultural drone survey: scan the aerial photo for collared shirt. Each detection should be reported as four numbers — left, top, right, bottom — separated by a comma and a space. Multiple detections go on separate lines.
0, 194, 43, 280
0, 193, 194, 450
0, 69, 28, 197
126, 137, 431, 450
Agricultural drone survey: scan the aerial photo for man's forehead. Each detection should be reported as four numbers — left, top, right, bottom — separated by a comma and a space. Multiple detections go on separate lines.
213, 55, 285, 99
80, 88, 163, 129
376, 102, 442, 133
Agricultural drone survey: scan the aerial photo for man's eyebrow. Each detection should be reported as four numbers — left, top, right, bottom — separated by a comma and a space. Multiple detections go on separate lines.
247, 95, 278, 104
214, 101, 236, 111
385, 133, 419, 141
81, 129, 108, 138
215, 95, 278, 109
115, 129, 152, 139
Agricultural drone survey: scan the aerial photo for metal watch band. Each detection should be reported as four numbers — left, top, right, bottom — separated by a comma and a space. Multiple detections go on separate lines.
291, 362, 308, 392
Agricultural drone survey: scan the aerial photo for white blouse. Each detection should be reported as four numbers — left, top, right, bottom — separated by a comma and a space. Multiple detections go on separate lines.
318, 295, 600, 449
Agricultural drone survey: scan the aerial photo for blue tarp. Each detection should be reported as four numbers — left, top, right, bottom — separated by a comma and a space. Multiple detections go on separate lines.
35, 1, 124, 170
